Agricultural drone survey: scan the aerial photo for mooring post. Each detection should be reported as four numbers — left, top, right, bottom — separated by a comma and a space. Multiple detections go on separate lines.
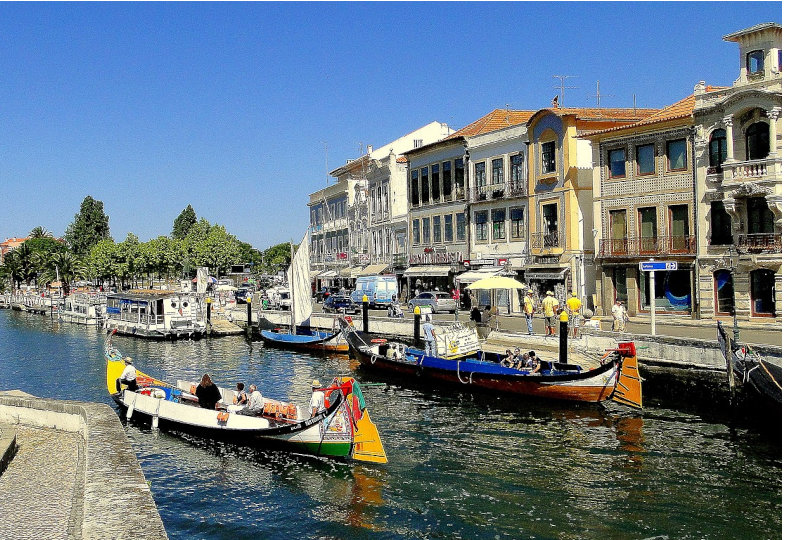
246, 297, 253, 337
559, 310, 568, 364
205, 297, 212, 335
413, 306, 421, 347
362, 294, 369, 333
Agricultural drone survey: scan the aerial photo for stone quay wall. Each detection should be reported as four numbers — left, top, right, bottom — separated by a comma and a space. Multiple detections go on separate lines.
0, 393, 167, 539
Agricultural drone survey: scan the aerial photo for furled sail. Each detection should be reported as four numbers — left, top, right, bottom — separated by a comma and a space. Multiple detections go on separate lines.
288, 231, 312, 329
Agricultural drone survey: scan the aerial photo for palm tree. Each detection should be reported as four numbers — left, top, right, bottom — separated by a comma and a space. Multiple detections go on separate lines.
1, 251, 24, 290
44, 251, 85, 296
29, 226, 53, 239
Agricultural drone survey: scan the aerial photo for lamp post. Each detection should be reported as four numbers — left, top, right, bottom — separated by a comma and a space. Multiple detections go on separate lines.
727, 246, 740, 343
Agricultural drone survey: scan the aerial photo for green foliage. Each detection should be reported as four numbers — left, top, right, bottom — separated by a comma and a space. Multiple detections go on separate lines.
261, 242, 292, 273
64, 196, 111, 256
172, 204, 198, 240
29, 226, 53, 239
237, 241, 264, 269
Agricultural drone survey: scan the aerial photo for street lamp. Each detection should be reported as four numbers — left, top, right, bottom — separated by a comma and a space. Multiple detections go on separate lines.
724, 246, 740, 343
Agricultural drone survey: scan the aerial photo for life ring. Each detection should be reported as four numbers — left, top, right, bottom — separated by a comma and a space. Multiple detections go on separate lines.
371, 338, 387, 344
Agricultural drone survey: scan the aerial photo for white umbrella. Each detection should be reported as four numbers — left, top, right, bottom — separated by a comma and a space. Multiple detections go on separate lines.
466, 275, 526, 290
217, 284, 238, 291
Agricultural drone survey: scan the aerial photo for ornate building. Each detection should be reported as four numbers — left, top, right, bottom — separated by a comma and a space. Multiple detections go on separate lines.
694, 23, 782, 322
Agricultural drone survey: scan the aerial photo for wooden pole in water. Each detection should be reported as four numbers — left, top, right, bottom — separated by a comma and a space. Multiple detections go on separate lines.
559, 310, 569, 364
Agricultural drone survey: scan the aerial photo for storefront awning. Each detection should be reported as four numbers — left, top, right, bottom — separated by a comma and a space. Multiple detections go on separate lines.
525, 268, 569, 281
309, 270, 321, 279
403, 265, 452, 277
317, 270, 337, 278
456, 267, 503, 284
338, 266, 364, 278
358, 263, 389, 276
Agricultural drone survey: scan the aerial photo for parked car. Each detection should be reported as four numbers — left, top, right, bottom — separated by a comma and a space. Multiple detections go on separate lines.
314, 286, 339, 303
235, 287, 253, 303
323, 294, 359, 314
408, 291, 457, 314
351, 275, 398, 307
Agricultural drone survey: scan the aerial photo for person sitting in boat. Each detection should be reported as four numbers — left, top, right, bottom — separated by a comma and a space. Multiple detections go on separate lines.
196, 373, 223, 410
525, 351, 542, 374
233, 382, 248, 405
309, 380, 326, 418
115, 357, 138, 393
238, 384, 264, 416
501, 349, 515, 368
512, 348, 524, 369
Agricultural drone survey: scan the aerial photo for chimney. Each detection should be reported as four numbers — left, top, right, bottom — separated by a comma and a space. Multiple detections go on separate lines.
367, 145, 373, 154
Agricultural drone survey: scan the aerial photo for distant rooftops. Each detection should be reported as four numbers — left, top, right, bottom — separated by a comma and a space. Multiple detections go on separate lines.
723, 22, 782, 42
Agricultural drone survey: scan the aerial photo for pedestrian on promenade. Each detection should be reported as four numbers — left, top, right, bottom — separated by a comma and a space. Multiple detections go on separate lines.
451, 286, 460, 307
541, 291, 559, 336
196, 373, 222, 410
611, 300, 629, 332
422, 315, 437, 356
116, 357, 138, 393
566, 292, 583, 338
523, 289, 535, 335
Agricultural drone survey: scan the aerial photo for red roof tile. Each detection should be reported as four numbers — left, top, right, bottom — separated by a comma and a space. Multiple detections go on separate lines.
448, 109, 536, 139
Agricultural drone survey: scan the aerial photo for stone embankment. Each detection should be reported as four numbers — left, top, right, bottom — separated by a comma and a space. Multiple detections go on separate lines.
0, 391, 167, 539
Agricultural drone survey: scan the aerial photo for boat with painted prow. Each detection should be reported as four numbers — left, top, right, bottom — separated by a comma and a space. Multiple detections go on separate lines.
104, 332, 385, 462
717, 321, 782, 407
339, 317, 643, 408
260, 231, 348, 352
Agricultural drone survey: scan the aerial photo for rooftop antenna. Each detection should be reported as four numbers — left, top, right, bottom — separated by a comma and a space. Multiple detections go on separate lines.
633, 93, 637, 116
505, 103, 510, 125
591, 80, 614, 107
322, 141, 329, 185
553, 75, 578, 108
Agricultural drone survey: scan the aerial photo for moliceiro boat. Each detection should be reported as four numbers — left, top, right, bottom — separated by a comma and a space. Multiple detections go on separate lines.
717, 321, 782, 407
104, 290, 206, 339
261, 231, 348, 352
104, 332, 386, 462
339, 318, 643, 408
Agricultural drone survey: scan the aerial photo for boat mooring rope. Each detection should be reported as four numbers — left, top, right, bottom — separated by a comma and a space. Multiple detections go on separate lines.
456, 361, 473, 385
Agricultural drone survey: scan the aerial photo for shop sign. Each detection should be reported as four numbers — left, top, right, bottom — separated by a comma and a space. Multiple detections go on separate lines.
337, 252, 348, 260
409, 251, 464, 265
470, 258, 496, 266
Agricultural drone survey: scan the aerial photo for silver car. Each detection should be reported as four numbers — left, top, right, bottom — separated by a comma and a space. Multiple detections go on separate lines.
408, 291, 457, 314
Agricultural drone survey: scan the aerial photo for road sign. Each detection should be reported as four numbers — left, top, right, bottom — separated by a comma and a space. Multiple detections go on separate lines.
639, 261, 678, 271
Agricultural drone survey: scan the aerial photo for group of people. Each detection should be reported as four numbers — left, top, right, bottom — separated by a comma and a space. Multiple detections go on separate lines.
501, 348, 542, 373
522, 290, 584, 338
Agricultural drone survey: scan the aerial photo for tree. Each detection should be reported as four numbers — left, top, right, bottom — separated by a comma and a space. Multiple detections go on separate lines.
42, 251, 85, 296
261, 242, 292, 273
172, 204, 198, 240
64, 196, 111, 256
29, 226, 53, 239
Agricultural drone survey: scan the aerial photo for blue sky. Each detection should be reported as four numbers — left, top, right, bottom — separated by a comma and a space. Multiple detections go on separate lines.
1, 2, 781, 249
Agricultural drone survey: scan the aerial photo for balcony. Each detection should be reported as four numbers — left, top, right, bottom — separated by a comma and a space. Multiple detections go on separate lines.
531, 231, 561, 250
469, 182, 524, 202
598, 236, 696, 258
722, 157, 781, 183
507, 181, 527, 197
737, 233, 781, 254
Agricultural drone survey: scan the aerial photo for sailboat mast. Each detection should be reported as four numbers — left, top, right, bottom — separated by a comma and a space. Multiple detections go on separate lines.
290, 240, 295, 333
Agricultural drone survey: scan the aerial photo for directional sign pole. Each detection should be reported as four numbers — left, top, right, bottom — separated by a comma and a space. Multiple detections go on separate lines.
649, 267, 656, 336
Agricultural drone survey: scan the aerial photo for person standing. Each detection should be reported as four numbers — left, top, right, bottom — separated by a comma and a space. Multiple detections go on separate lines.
422, 315, 437, 356
566, 292, 583, 338
540, 291, 559, 337
523, 289, 535, 335
451, 286, 460, 308
309, 380, 326, 417
611, 300, 625, 332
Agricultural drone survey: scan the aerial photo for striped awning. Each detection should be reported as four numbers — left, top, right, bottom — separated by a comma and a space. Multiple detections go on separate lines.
456, 267, 503, 284
338, 266, 364, 278
402, 265, 452, 277
358, 263, 389, 276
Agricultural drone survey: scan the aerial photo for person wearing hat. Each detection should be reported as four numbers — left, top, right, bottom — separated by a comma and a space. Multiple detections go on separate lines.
309, 380, 326, 418
566, 292, 583, 338
116, 357, 138, 393
540, 291, 560, 336
523, 289, 535, 335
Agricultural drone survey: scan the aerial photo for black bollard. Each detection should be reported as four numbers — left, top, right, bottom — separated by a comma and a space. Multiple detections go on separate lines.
246, 297, 253, 337
413, 307, 421, 347
206, 298, 212, 323
558, 311, 568, 364
362, 295, 369, 333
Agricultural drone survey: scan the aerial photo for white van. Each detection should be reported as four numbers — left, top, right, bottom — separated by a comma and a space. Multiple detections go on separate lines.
351, 275, 398, 308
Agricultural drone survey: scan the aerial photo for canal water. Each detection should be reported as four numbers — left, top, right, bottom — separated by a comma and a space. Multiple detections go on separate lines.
0, 310, 780, 539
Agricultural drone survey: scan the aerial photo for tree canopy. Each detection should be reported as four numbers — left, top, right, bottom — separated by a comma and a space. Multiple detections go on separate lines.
172, 204, 197, 240
64, 196, 111, 256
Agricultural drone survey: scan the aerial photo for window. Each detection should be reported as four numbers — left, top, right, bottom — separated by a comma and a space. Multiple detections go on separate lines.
542, 203, 558, 246
410, 170, 419, 206
422, 217, 430, 244
510, 154, 523, 190
710, 201, 733, 245
444, 214, 453, 242
433, 215, 442, 243
608, 148, 626, 178
541, 141, 556, 174
492, 209, 506, 240
709, 129, 727, 169
638, 207, 657, 252
751, 269, 776, 316
491, 158, 503, 185
610, 210, 627, 254
414, 139, 423, 148
746, 122, 770, 161
613, 267, 628, 304
412, 219, 420, 245
455, 159, 465, 198
442, 161, 452, 199
431, 164, 440, 201
714, 270, 734, 315
669, 205, 689, 251
475, 211, 488, 241
747, 49, 764, 74
636, 144, 655, 175
475, 162, 486, 188
667, 139, 687, 171
640, 269, 691, 312
510, 207, 524, 239
747, 197, 775, 234
420, 167, 429, 204
456, 213, 466, 241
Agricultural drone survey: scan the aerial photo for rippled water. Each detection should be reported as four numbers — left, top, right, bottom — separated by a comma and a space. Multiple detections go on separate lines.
0, 310, 780, 539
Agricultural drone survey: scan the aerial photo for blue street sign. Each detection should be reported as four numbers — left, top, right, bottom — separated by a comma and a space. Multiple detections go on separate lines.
639, 261, 678, 271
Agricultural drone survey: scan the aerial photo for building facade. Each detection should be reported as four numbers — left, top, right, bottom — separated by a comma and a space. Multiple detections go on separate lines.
694, 23, 782, 322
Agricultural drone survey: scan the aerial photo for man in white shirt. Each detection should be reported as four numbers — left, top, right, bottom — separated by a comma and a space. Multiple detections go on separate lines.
116, 357, 138, 393
422, 315, 437, 356
309, 380, 326, 417
238, 384, 264, 416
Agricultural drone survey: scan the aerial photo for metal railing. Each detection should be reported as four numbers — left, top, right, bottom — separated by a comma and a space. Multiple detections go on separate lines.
530, 231, 561, 250
737, 233, 782, 254
598, 235, 696, 257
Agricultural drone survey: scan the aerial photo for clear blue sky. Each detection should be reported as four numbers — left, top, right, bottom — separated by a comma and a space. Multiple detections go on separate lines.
1, 2, 780, 250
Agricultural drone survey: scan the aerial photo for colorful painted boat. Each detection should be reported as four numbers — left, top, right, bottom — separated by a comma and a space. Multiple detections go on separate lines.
717, 321, 782, 407
339, 318, 643, 408
260, 328, 349, 353
104, 332, 386, 462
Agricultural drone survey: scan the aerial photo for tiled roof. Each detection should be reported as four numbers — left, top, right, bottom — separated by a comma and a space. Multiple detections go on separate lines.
537, 107, 659, 122
396, 156, 408, 163
447, 109, 536, 139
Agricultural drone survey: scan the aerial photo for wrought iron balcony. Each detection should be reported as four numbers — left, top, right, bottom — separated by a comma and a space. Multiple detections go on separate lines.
737, 233, 782, 254
507, 180, 527, 197
598, 236, 696, 258
530, 231, 561, 250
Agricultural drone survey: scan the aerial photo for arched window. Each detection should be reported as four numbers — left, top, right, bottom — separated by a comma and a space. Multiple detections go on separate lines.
714, 270, 734, 315
746, 122, 770, 160
709, 129, 727, 168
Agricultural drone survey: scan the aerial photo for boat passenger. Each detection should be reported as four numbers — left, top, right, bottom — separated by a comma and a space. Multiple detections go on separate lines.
501, 349, 515, 368
238, 384, 264, 416
422, 315, 437, 357
195, 373, 223, 410
309, 380, 326, 417
116, 357, 139, 393
526, 351, 542, 374
233, 382, 248, 405
512, 348, 524, 369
